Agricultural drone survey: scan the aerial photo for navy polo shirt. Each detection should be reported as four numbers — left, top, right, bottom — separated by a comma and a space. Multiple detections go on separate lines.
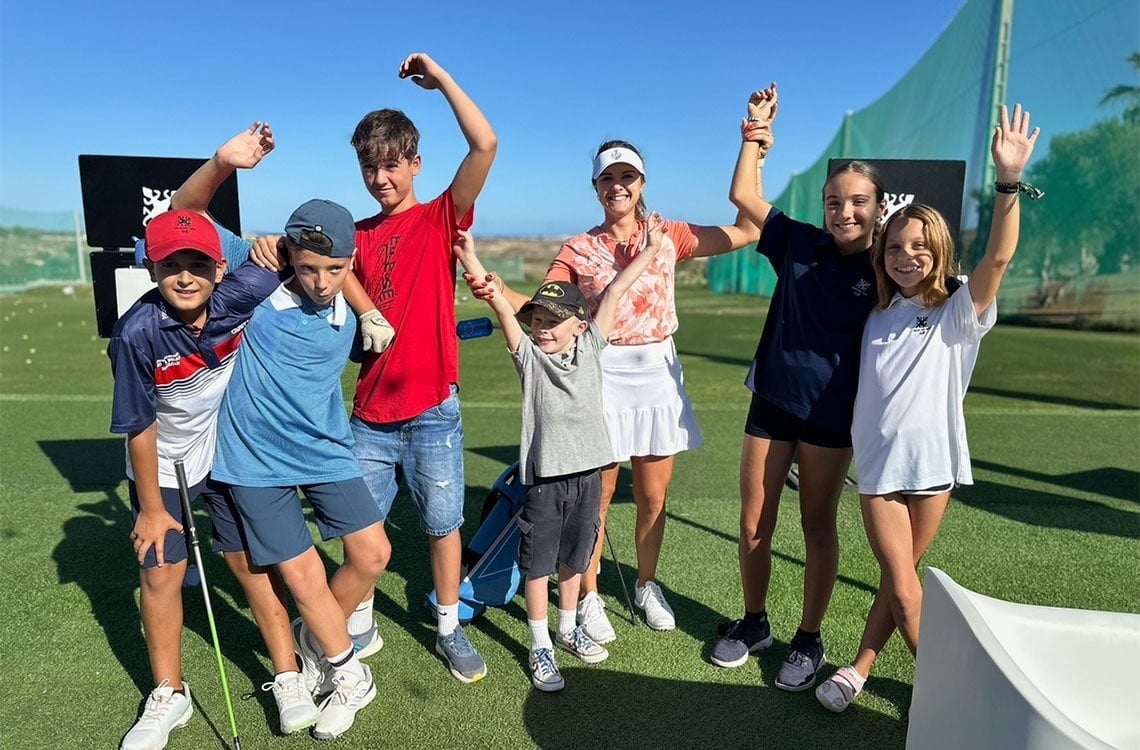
108, 260, 282, 487
747, 209, 879, 434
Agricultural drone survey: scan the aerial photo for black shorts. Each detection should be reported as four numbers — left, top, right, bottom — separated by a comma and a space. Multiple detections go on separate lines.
744, 393, 852, 449
518, 468, 601, 578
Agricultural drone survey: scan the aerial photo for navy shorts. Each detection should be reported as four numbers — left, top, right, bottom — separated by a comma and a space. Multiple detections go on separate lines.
227, 477, 382, 567
518, 469, 602, 578
744, 393, 852, 449
128, 476, 247, 569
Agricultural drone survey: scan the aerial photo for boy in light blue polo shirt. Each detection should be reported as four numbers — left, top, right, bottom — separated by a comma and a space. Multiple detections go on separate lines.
208, 199, 392, 742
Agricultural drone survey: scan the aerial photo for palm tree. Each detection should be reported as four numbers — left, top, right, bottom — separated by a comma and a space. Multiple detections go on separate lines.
1100, 52, 1140, 124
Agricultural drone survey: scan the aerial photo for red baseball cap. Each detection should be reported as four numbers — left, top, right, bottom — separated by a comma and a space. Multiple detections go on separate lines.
144, 210, 223, 263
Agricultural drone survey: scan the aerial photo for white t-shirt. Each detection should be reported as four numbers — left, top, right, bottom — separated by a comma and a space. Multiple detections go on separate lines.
852, 282, 996, 495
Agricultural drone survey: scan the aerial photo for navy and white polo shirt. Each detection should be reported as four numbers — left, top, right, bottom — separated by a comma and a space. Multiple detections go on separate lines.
108, 261, 280, 488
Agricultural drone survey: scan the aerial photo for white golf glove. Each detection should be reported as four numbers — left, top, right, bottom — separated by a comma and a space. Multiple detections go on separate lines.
359, 309, 395, 354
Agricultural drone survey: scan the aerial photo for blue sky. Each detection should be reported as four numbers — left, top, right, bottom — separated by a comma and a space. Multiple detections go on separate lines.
1, 1, 964, 237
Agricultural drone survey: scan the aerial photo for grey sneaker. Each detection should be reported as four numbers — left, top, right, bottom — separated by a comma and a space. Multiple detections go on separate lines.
262, 671, 319, 735
435, 625, 487, 684
775, 640, 825, 691
556, 624, 609, 664
528, 647, 565, 692
576, 591, 616, 645
312, 665, 376, 741
120, 680, 193, 750
711, 618, 773, 668
291, 617, 331, 696
634, 581, 676, 631
351, 620, 384, 660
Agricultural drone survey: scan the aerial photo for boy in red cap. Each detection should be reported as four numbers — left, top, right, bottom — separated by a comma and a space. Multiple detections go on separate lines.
109, 151, 316, 746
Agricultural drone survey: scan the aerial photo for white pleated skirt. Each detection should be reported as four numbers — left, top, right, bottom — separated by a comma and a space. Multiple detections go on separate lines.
600, 337, 703, 462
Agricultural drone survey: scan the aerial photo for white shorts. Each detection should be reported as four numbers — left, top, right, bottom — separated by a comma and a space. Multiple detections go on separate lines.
600, 337, 703, 462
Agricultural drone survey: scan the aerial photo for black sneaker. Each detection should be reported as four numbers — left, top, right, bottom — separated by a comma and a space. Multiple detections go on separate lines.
774, 639, 825, 691
711, 618, 773, 668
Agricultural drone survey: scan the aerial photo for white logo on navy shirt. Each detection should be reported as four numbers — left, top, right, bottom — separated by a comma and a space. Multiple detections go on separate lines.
157, 353, 182, 370
852, 278, 872, 297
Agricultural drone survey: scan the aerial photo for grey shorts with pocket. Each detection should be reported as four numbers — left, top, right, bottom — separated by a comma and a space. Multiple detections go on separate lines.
518, 468, 602, 578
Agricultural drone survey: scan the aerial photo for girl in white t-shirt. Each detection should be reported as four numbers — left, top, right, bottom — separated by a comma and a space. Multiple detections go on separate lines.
817, 104, 1041, 713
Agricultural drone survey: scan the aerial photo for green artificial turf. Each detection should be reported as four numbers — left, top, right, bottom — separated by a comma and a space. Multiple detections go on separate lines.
1, 285, 1136, 749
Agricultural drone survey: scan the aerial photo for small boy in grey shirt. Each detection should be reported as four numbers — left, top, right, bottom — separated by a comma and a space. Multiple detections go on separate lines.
453, 216, 664, 691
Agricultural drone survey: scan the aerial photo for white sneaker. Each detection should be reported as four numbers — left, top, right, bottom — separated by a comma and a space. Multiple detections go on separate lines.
262, 671, 319, 735
120, 680, 193, 750
576, 591, 616, 645
312, 665, 376, 741
528, 647, 565, 692
291, 616, 328, 696
556, 624, 609, 664
634, 581, 676, 631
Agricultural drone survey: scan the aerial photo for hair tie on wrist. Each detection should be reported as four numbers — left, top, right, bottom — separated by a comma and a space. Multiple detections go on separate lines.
995, 180, 1044, 200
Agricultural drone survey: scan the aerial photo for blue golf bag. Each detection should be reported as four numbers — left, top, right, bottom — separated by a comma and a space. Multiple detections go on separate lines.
427, 461, 526, 623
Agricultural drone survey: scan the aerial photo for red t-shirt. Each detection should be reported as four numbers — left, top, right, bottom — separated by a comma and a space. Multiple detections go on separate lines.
352, 191, 472, 423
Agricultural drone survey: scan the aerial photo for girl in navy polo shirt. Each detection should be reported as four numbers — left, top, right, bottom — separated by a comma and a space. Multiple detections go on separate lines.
715, 84, 887, 693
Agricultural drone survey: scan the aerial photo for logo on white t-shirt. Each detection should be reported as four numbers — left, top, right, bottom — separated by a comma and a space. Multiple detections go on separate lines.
913, 315, 930, 335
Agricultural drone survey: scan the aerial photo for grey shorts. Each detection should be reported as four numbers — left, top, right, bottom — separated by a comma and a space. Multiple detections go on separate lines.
518, 468, 602, 578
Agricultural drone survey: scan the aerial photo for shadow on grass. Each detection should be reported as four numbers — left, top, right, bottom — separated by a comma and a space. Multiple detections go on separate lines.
522, 665, 909, 750
969, 385, 1137, 411
44, 438, 284, 732
973, 459, 1139, 504
955, 482, 1139, 539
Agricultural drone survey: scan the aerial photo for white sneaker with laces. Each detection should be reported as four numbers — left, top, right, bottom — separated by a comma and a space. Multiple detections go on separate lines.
576, 591, 617, 645
262, 671, 320, 735
634, 580, 676, 631
312, 665, 376, 741
120, 680, 193, 750
556, 624, 609, 664
528, 647, 565, 692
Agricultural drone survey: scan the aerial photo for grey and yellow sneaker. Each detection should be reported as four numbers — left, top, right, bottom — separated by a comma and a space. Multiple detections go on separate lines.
435, 625, 487, 683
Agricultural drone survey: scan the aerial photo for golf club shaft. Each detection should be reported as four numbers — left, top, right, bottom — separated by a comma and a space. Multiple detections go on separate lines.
174, 460, 241, 750
603, 526, 639, 627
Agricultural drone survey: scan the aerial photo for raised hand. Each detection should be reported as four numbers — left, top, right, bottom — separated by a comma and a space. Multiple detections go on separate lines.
747, 82, 779, 126
992, 104, 1039, 181
451, 229, 477, 265
215, 121, 275, 170
399, 53, 445, 90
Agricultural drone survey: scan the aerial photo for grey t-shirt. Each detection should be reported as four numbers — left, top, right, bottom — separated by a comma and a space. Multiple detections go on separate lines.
511, 322, 612, 484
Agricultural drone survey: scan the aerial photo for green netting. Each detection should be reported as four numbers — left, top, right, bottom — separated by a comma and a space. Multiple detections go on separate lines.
709, 0, 1140, 330
0, 208, 86, 291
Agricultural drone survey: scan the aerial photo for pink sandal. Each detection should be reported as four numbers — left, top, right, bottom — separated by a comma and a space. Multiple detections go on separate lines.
816, 665, 866, 713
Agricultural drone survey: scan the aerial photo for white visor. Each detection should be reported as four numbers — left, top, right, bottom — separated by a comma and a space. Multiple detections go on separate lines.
591, 147, 645, 180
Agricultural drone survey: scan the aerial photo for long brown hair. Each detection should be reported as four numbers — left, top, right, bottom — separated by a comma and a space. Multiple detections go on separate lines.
871, 203, 959, 310
823, 160, 887, 242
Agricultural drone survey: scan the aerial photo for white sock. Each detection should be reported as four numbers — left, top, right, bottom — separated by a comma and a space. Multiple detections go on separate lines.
529, 619, 552, 651
557, 609, 577, 638
347, 597, 374, 637
437, 602, 459, 637
327, 646, 365, 681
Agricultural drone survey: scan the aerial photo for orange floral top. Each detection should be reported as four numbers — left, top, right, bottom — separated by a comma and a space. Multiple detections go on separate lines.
545, 219, 698, 345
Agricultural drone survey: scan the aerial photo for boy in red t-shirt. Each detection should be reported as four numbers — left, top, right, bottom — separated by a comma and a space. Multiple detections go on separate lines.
347, 52, 497, 683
